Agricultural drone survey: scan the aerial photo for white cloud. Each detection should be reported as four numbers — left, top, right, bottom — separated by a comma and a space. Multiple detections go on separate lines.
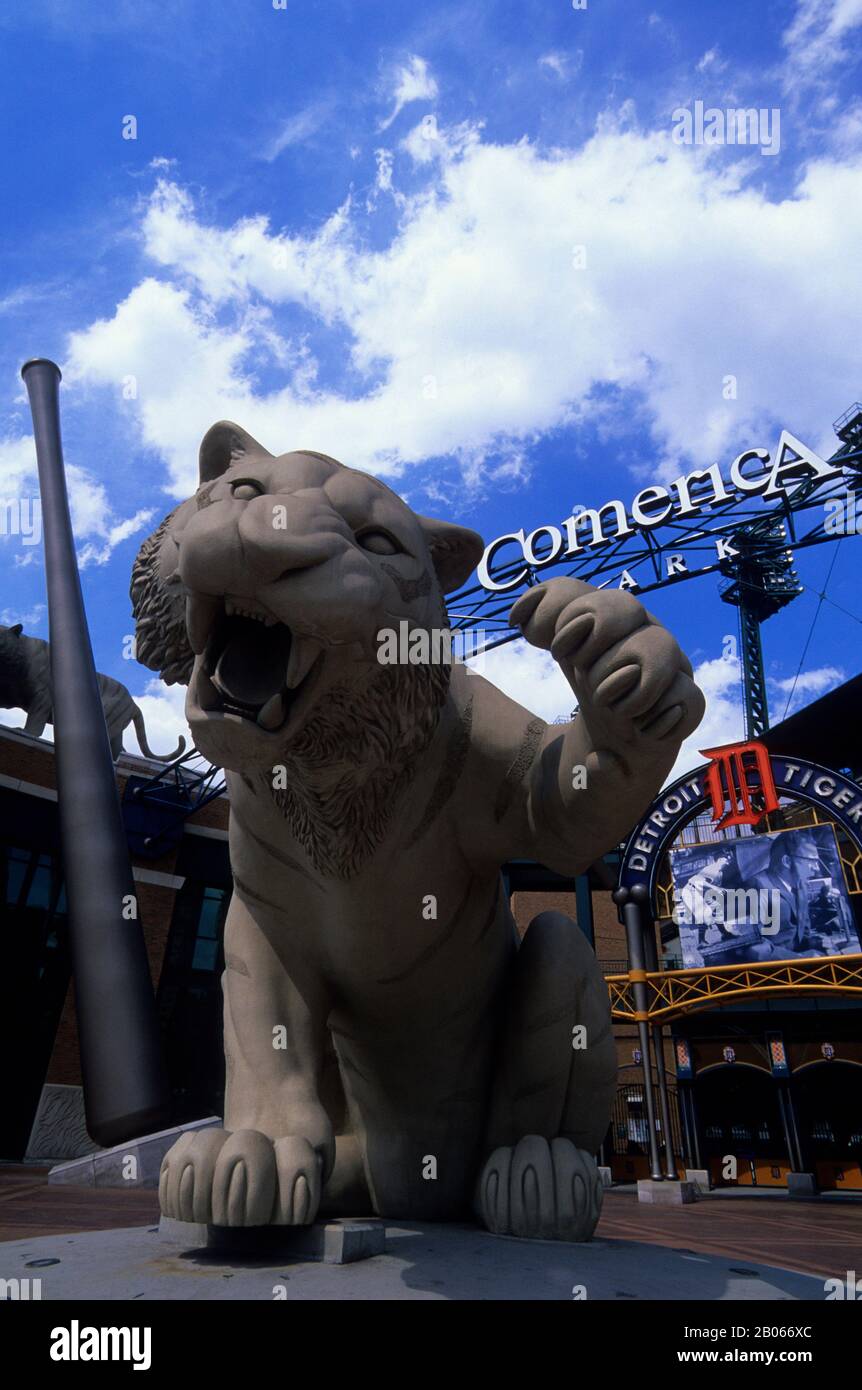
782, 0, 862, 89
770, 663, 845, 717
261, 103, 330, 162
0, 283, 60, 315
367, 147, 401, 211
0, 603, 45, 628
379, 55, 438, 131
77, 507, 156, 568
828, 99, 862, 153
0, 435, 37, 493
696, 47, 727, 74
400, 116, 483, 166
66, 274, 257, 495
668, 658, 847, 781
64, 465, 112, 539
0, 433, 154, 566
772, 663, 845, 695
538, 51, 582, 81
469, 639, 573, 722
67, 119, 862, 498
64, 465, 154, 568
669, 654, 745, 783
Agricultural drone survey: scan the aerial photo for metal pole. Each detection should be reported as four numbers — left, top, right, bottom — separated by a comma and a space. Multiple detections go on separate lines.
643, 919, 678, 1180
776, 1087, 798, 1173
678, 1083, 695, 1169
651, 1027, 678, 1179
22, 359, 170, 1147
613, 884, 664, 1181
782, 1081, 806, 1174
688, 1084, 703, 1170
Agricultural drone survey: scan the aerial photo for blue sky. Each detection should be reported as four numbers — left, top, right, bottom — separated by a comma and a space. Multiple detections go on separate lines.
1, 0, 861, 770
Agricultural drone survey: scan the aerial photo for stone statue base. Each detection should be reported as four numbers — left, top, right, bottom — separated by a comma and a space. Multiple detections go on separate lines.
637, 1179, 697, 1205
158, 1215, 384, 1263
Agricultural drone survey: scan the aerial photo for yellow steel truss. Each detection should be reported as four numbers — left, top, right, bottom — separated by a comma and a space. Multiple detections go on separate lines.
606, 953, 862, 1023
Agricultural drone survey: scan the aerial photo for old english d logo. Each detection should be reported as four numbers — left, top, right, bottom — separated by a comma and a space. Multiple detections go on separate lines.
700, 739, 780, 830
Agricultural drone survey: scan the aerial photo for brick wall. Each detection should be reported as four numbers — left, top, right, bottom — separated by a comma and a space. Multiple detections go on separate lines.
510, 889, 578, 937
0, 726, 230, 1090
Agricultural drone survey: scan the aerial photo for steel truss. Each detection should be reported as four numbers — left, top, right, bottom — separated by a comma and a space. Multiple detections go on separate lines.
122, 748, 227, 858
605, 952, 862, 1024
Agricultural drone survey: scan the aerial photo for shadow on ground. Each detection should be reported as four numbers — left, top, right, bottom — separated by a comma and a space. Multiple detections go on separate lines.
0, 1221, 827, 1301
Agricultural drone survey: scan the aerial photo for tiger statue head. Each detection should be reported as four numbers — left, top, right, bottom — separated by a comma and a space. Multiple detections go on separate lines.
131, 422, 484, 780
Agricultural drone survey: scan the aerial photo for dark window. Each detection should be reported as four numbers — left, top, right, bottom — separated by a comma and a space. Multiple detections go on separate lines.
157, 873, 231, 1123
191, 887, 228, 972
6, 845, 29, 905
0, 837, 71, 1159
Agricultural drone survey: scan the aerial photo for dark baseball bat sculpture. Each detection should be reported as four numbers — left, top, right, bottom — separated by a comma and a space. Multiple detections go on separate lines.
22, 358, 170, 1146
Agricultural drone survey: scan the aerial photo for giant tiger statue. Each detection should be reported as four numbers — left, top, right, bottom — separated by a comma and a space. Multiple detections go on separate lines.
131, 422, 705, 1242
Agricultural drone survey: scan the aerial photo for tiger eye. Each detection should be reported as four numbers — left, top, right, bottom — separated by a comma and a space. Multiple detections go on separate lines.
359, 530, 399, 555
232, 481, 264, 501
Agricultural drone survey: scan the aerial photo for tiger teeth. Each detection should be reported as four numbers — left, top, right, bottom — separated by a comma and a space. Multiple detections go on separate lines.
186, 593, 222, 654
223, 597, 277, 626
197, 669, 222, 711
285, 637, 320, 690
257, 691, 286, 731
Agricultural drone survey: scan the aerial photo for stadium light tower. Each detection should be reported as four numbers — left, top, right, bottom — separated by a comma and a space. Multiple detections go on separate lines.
717, 400, 862, 740
718, 518, 803, 739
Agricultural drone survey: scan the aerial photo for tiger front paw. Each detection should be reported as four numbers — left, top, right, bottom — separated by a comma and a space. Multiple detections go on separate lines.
475, 1135, 602, 1242
159, 1127, 322, 1227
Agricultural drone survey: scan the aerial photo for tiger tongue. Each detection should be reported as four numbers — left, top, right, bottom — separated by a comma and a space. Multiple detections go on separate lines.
212, 617, 292, 710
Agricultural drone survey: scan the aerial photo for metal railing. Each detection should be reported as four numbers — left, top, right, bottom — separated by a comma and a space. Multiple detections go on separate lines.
599, 957, 683, 975
604, 952, 862, 1023
833, 402, 862, 439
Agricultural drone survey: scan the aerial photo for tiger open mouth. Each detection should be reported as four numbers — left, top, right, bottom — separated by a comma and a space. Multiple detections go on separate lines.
192, 598, 321, 733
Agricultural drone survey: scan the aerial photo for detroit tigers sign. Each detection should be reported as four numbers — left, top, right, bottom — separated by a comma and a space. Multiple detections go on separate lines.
618, 743, 862, 908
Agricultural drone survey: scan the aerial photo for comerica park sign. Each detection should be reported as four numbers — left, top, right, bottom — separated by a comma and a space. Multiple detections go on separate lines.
477, 431, 842, 592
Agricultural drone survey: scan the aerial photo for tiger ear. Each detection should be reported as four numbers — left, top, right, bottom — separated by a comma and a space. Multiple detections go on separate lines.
9, 623, 23, 636
416, 515, 485, 594
198, 422, 273, 483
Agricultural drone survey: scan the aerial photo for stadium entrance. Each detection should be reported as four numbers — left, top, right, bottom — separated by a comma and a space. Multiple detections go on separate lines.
609, 734, 862, 1192
695, 1064, 789, 1188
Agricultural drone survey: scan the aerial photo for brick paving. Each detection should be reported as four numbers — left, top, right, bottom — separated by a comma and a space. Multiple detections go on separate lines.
597, 1189, 862, 1279
0, 1166, 159, 1242
0, 1168, 859, 1280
